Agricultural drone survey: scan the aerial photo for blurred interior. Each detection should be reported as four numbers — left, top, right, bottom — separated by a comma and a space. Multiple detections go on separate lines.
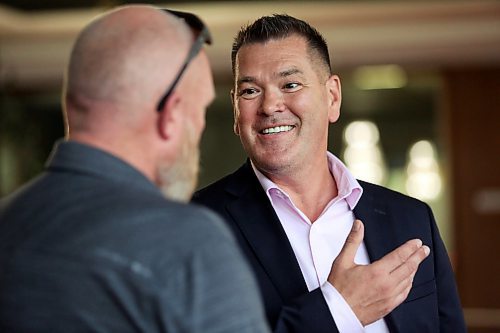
1, 1, 499, 331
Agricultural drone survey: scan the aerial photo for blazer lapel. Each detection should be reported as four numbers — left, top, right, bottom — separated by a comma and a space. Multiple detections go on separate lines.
353, 181, 404, 333
225, 162, 309, 301
353, 185, 395, 263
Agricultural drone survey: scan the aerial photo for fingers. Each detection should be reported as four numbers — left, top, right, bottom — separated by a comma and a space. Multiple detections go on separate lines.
390, 245, 430, 282
331, 231, 431, 326
374, 238, 424, 272
335, 220, 364, 268
387, 269, 416, 303
369, 279, 414, 322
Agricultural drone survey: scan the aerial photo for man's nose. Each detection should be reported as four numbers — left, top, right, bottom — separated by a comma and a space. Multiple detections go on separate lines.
260, 88, 285, 115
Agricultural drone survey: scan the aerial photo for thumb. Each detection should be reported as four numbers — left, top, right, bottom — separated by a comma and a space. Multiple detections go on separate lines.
336, 219, 364, 267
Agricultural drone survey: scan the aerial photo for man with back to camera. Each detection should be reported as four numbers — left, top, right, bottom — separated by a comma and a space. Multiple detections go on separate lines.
0, 5, 270, 333
193, 14, 466, 333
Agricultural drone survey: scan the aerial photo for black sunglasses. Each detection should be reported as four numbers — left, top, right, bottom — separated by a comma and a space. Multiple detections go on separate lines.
156, 9, 213, 112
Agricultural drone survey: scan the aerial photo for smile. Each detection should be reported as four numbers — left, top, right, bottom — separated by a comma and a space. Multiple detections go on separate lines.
261, 125, 294, 135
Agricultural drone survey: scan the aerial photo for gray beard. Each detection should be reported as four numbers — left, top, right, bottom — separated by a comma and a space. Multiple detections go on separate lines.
158, 125, 199, 203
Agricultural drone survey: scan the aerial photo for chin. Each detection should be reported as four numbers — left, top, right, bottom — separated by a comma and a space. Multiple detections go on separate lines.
160, 180, 195, 203
252, 155, 293, 175
158, 154, 199, 203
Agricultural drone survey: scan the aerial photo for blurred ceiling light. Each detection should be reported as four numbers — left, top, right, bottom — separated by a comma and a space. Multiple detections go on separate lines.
344, 146, 383, 165
343, 120, 380, 147
408, 140, 437, 169
406, 173, 442, 200
405, 140, 442, 201
349, 161, 385, 185
343, 120, 387, 185
353, 65, 407, 90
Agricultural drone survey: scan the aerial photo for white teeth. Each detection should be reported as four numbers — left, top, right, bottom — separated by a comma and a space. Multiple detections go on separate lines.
262, 125, 294, 134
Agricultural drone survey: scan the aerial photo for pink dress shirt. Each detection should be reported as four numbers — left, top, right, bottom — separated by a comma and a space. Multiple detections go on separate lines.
252, 152, 390, 333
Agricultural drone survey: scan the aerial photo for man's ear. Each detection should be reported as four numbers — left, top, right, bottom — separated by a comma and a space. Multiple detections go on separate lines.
230, 89, 240, 136
157, 92, 182, 141
326, 74, 342, 123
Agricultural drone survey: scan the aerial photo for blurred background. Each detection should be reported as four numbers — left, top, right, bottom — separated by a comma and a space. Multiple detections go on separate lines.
1, 1, 499, 331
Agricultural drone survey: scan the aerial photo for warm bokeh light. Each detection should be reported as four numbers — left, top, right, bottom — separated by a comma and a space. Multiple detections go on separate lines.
353, 65, 407, 90
405, 140, 442, 201
343, 120, 386, 185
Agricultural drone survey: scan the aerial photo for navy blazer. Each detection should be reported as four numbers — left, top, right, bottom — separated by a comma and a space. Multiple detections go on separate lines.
193, 161, 466, 333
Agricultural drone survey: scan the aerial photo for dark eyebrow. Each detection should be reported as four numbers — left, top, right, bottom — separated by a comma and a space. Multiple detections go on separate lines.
279, 68, 303, 78
237, 76, 255, 86
236, 68, 303, 86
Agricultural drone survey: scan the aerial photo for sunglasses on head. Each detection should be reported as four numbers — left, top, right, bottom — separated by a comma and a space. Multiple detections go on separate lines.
156, 9, 212, 112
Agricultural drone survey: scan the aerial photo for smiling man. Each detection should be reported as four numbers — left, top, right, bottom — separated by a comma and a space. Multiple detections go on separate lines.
193, 14, 465, 333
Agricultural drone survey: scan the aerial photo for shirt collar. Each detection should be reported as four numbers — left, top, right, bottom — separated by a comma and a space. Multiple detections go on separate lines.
251, 152, 363, 210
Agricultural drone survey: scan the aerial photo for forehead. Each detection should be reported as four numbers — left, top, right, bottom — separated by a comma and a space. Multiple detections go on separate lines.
234, 35, 314, 77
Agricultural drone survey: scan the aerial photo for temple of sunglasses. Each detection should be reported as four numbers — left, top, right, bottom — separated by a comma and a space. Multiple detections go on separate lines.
156, 10, 213, 112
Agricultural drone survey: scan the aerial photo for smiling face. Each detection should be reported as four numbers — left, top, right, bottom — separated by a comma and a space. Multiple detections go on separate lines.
232, 34, 341, 178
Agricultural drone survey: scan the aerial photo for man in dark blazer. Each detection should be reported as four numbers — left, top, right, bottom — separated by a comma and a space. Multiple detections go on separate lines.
193, 14, 466, 332
0, 6, 269, 333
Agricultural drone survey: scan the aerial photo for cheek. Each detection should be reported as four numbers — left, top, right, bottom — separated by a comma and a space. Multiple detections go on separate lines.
188, 103, 206, 139
198, 109, 206, 131
235, 101, 257, 126
284, 92, 310, 117
235, 111, 257, 141
290, 90, 327, 117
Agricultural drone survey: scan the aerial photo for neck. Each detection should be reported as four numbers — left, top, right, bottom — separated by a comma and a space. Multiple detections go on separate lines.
263, 156, 338, 222
69, 131, 157, 184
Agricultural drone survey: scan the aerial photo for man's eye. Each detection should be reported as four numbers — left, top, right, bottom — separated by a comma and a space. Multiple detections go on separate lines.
238, 88, 260, 99
283, 82, 301, 91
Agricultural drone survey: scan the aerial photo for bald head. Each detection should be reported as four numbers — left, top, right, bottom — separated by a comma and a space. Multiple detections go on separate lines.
61, 5, 215, 192
64, 5, 192, 129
